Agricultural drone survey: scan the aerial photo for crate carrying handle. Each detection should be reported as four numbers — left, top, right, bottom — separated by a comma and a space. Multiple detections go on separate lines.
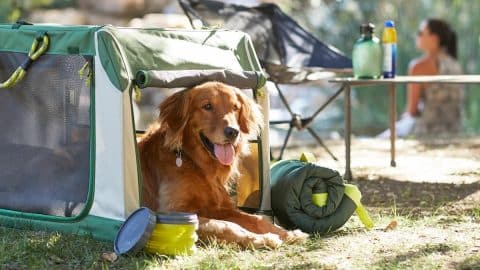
0, 32, 49, 89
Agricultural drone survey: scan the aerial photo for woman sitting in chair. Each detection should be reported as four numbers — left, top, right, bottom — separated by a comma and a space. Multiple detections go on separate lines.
380, 19, 464, 137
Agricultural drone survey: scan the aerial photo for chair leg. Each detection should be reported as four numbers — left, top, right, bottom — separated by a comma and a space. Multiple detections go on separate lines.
274, 82, 295, 116
308, 85, 345, 123
271, 82, 296, 160
277, 125, 293, 160
270, 83, 343, 161
306, 127, 338, 161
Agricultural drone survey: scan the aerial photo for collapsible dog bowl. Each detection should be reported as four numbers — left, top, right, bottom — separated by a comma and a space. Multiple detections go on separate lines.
149, 225, 197, 242
144, 212, 199, 255
113, 207, 156, 255
144, 241, 196, 255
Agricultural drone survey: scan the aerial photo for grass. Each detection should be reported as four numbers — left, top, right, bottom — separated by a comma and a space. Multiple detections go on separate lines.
457, 255, 480, 270
1, 206, 478, 270
2, 138, 480, 269
373, 243, 458, 270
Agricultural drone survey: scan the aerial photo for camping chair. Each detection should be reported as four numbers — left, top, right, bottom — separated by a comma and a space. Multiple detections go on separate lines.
179, 0, 352, 160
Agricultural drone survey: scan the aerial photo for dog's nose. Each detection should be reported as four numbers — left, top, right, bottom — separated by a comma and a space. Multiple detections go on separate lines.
224, 126, 239, 140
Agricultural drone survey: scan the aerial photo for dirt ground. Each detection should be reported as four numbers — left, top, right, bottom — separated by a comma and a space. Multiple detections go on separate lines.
275, 136, 480, 269
282, 136, 480, 209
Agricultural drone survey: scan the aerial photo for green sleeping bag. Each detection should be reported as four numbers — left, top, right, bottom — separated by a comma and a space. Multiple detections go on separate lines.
271, 159, 373, 234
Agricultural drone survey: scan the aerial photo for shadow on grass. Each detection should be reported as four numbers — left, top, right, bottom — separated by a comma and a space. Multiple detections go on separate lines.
267, 262, 333, 270
0, 227, 153, 270
456, 254, 480, 270
355, 177, 480, 215
372, 243, 454, 269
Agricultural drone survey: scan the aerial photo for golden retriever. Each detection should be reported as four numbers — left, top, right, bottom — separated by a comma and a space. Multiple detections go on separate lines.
138, 82, 307, 248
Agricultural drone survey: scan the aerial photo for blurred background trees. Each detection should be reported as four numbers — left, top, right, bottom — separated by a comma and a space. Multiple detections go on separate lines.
1, 0, 479, 136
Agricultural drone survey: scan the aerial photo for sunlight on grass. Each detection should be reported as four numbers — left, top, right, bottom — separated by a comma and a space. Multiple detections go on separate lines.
472, 207, 480, 220
46, 233, 61, 249
1, 137, 479, 269
1, 205, 479, 270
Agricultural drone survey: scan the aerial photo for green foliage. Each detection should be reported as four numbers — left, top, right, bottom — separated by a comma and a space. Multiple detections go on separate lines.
0, 0, 74, 23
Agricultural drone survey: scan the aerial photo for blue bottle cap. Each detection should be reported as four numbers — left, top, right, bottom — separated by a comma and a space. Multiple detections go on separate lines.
384, 20, 395, 27
114, 207, 157, 255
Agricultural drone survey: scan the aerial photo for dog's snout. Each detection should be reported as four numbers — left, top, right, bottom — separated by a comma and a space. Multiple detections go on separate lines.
224, 126, 239, 140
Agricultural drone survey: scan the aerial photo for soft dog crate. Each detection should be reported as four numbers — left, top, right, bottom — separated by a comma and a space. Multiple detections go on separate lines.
0, 23, 271, 241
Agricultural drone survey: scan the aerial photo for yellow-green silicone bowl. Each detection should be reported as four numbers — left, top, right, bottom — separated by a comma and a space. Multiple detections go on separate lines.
144, 212, 198, 256
144, 240, 197, 255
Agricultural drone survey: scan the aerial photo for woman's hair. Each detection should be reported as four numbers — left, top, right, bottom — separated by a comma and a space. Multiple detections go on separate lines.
426, 18, 457, 59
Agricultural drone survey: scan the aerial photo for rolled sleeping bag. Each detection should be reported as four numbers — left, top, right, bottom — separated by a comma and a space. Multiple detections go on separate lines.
298, 152, 373, 230
271, 160, 373, 234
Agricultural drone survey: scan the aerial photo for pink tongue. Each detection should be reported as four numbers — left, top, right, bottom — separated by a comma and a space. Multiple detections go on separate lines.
213, 143, 235, 165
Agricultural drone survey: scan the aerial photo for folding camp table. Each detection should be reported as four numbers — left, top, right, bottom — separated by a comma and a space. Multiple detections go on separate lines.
330, 75, 479, 181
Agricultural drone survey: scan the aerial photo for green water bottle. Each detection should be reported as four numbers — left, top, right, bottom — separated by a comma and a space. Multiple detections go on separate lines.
352, 23, 382, 79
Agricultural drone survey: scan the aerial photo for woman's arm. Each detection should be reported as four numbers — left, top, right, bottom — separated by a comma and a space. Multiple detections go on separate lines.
406, 60, 427, 116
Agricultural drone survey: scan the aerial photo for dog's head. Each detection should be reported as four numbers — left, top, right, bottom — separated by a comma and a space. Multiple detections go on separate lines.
158, 81, 262, 166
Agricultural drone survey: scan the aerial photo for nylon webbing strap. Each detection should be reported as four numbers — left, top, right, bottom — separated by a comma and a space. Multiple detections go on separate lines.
0, 32, 49, 89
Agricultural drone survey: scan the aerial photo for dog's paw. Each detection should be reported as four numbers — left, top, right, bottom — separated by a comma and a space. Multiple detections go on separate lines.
262, 233, 283, 249
252, 233, 283, 249
282, 229, 309, 244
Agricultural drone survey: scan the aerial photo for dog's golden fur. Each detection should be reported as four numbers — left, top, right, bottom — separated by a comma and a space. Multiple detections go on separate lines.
138, 82, 307, 248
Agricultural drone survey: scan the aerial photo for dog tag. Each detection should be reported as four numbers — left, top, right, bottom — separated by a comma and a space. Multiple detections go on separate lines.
176, 157, 183, 167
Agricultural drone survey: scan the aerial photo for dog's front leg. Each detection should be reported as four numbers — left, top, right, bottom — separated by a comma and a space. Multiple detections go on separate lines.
203, 208, 308, 243
197, 217, 282, 249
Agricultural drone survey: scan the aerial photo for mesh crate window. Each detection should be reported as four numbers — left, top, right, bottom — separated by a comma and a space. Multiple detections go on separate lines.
0, 52, 92, 217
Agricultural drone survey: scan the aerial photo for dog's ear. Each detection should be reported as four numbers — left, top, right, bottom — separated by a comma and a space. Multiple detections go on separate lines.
236, 90, 263, 136
159, 90, 190, 150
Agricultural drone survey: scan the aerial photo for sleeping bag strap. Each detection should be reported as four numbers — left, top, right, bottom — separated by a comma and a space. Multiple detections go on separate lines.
0, 32, 49, 89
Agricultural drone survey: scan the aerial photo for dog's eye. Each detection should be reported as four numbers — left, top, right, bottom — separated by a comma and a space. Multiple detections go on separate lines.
233, 104, 240, 111
202, 103, 213, 111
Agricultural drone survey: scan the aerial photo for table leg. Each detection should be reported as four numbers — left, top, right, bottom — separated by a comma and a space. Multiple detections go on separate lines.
389, 83, 397, 167
344, 84, 352, 181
